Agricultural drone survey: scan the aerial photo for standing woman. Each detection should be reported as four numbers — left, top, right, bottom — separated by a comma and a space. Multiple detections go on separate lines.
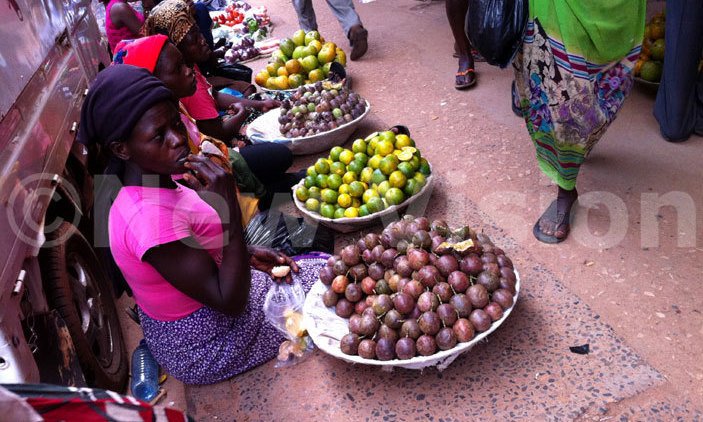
78, 65, 327, 384
513, 0, 645, 243
102, 0, 154, 52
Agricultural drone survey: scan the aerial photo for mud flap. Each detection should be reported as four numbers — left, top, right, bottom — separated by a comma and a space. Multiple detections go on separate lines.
23, 310, 86, 387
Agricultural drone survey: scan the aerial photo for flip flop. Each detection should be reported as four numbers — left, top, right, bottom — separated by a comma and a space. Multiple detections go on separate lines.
455, 68, 476, 90
533, 200, 571, 244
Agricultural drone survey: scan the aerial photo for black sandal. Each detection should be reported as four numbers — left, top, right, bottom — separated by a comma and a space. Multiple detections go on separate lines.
533, 200, 572, 244
455, 68, 477, 90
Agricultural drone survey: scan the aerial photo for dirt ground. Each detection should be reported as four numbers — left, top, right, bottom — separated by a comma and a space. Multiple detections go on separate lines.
120, 0, 703, 419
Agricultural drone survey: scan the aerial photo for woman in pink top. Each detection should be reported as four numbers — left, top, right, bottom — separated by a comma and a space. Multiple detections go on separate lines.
78, 65, 327, 384
102, 0, 153, 52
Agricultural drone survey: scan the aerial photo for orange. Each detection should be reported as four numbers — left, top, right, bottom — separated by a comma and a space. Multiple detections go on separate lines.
384, 188, 405, 206
285, 59, 303, 75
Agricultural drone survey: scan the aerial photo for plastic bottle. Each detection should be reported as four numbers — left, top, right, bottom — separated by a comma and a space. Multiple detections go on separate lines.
130, 339, 159, 402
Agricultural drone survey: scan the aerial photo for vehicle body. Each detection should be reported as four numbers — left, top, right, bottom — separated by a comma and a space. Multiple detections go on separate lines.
0, 0, 128, 390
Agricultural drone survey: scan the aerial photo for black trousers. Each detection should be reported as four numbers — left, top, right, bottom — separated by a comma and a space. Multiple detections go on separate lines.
654, 0, 703, 142
238, 142, 303, 209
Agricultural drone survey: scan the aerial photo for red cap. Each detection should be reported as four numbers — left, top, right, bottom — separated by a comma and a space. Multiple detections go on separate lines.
112, 35, 169, 74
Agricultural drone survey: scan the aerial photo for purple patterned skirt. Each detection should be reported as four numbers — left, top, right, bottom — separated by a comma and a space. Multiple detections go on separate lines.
138, 253, 328, 385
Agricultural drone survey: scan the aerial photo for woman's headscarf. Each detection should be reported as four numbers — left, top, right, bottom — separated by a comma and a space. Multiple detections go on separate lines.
112, 35, 169, 73
142, 0, 195, 45
78, 65, 174, 148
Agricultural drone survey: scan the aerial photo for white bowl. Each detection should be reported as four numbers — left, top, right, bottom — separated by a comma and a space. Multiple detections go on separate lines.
291, 164, 434, 233
246, 101, 371, 155
302, 270, 520, 370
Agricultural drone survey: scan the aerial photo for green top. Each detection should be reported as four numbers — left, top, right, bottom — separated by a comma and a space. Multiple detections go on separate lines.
531, 0, 646, 64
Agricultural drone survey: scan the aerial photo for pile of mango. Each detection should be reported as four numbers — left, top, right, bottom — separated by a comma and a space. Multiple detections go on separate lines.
255, 29, 346, 90
634, 12, 665, 83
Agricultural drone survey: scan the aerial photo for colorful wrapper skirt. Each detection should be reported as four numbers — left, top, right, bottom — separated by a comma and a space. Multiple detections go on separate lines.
513, 18, 641, 190
138, 253, 328, 385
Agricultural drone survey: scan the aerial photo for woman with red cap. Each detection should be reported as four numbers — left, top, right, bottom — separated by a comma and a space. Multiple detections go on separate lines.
113, 35, 302, 210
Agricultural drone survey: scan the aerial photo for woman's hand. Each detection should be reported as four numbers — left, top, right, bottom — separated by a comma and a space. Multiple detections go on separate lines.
248, 245, 299, 283
182, 154, 238, 223
226, 102, 247, 118
255, 99, 280, 112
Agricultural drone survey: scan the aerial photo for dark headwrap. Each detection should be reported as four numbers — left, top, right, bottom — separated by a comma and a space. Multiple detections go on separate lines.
78, 64, 174, 148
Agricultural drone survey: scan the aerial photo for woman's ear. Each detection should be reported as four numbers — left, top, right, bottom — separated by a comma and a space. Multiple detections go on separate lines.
108, 141, 130, 161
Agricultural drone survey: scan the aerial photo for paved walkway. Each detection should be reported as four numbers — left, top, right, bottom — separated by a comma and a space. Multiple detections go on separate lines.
124, 0, 703, 419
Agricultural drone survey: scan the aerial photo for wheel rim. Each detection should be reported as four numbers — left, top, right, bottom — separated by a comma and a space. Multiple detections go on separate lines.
67, 252, 115, 369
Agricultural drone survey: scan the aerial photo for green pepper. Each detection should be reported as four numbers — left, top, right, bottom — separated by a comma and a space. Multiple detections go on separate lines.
247, 18, 259, 32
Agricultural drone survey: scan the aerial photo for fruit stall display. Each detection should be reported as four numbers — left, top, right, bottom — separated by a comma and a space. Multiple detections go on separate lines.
302, 217, 519, 369
255, 29, 347, 91
291, 129, 432, 230
634, 11, 665, 84
210, 3, 275, 63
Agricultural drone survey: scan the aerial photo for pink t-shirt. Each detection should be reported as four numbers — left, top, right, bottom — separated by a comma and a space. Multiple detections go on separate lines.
179, 65, 220, 121
105, 0, 144, 52
109, 185, 223, 321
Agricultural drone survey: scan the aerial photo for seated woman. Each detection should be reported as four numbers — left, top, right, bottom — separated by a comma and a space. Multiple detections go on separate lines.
78, 64, 327, 385
102, 0, 153, 53
113, 35, 302, 208
143, 0, 276, 146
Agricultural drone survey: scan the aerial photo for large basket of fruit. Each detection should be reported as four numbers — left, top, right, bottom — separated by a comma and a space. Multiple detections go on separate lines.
246, 82, 370, 155
302, 217, 519, 370
254, 29, 347, 93
291, 130, 434, 233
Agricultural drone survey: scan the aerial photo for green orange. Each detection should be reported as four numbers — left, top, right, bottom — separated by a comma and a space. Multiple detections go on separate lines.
338, 149, 354, 165
388, 170, 407, 189
327, 174, 343, 190
320, 203, 335, 218
385, 188, 405, 206
337, 193, 352, 208
295, 186, 309, 201
315, 174, 329, 189
305, 198, 320, 212
321, 188, 338, 204
329, 146, 344, 161
314, 158, 330, 174
330, 161, 346, 176
352, 139, 367, 154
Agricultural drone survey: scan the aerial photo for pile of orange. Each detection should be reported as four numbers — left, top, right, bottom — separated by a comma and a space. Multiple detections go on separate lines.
254, 29, 347, 90
634, 12, 665, 83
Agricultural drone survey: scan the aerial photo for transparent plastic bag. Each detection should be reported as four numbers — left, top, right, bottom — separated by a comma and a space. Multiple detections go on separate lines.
263, 279, 314, 367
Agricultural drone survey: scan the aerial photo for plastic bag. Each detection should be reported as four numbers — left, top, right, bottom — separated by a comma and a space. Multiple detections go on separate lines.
244, 212, 335, 256
263, 279, 314, 367
214, 62, 253, 82
464, 0, 528, 68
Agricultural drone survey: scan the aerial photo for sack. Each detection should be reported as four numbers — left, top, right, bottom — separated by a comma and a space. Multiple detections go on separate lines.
214, 62, 252, 83
465, 0, 528, 68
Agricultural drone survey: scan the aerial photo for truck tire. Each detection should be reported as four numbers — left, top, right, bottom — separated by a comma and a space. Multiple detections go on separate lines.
39, 221, 128, 392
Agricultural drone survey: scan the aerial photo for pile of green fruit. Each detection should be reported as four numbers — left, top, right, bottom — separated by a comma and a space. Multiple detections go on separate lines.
634, 11, 665, 83
278, 82, 367, 138
255, 29, 347, 90
319, 216, 517, 361
295, 131, 431, 219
